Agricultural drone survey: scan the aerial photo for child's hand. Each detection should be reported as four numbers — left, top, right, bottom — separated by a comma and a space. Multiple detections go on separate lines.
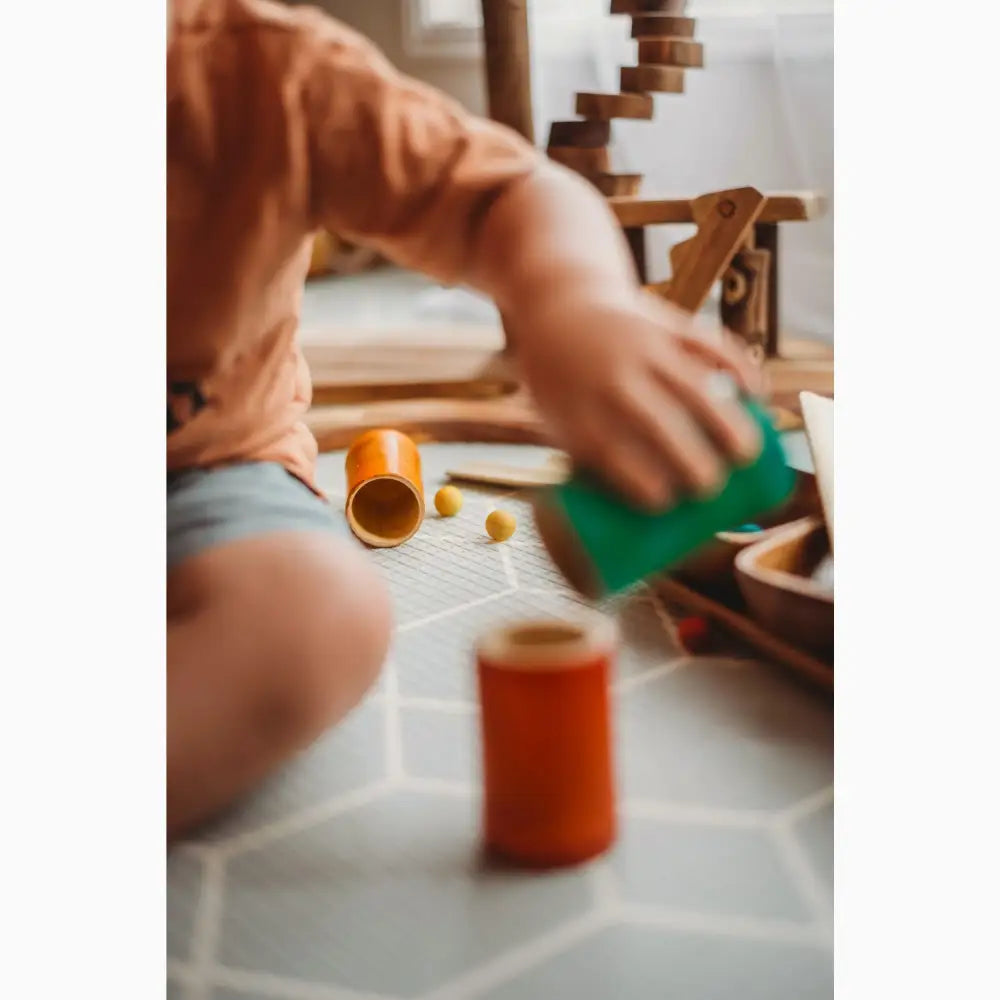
509, 286, 765, 511
470, 166, 768, 511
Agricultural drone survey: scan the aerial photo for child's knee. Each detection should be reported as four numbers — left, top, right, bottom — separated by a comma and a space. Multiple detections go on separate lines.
256, 543, 391, 745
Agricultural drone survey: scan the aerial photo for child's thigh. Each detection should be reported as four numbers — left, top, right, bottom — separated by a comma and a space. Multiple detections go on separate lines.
167, 463, 390, 721
167, 461, 347, 574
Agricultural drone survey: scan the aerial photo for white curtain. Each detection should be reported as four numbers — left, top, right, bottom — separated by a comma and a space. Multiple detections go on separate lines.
528, 0, 834, 341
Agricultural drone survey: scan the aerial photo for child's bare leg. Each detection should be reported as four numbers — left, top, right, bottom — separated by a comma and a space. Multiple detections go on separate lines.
166, 461, 392, 842
168, 530, 389, 840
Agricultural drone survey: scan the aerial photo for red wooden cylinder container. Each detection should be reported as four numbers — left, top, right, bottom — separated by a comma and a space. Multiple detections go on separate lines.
476, 614, 618, 867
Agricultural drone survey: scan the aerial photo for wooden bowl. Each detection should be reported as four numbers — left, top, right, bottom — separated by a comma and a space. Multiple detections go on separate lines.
734, 516, 833, 654
671, 470, 821, 588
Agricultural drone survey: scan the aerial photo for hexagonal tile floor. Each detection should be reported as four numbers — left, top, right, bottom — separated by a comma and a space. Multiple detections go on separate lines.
168, 443, 833, 1000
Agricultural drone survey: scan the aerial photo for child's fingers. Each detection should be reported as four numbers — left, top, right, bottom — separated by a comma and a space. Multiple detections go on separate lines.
639, 296, 763, 397
607, 375, 724, 497
675, 326, 764, 396
651, 349, 763, 465
568, 416, 675, 512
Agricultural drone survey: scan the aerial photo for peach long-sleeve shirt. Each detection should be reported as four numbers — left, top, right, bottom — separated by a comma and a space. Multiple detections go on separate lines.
167, 0, 541, 490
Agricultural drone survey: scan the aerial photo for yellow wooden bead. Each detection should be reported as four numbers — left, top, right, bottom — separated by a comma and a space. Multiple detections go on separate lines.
485, 509, 517, 542
434, 485, 464, 517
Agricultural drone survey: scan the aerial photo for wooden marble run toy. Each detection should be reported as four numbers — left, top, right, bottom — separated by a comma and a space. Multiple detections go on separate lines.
486, 0, 831, 369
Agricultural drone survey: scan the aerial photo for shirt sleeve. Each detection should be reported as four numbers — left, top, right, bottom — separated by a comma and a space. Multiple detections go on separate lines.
296, 16, 543, 285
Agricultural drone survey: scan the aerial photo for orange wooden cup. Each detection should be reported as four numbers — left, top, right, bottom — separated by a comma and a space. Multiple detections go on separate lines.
345, 429, 425, 547
476, 614, 618, 868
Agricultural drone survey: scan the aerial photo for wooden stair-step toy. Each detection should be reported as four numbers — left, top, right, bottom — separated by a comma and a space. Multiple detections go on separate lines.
620, 65, 686, 93
575, 92, 654, 120
611, 0, 688, 13
544, 1, 704, 279
547, 120, 611, 147
630, 14, 696, 38
637, 39, 704, 67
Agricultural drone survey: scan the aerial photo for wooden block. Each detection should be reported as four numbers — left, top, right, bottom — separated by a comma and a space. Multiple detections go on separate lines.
609, 191, 827, 227
620, 65, 686, 94
637, 38, 704, 67
611, 0, 688, 13
547, 119, 612, 148
591, 173, 643, 197
547, 145, 612, 174
650, 187, 766, 313
630, 14, 696, 38
576, 91, 654, 120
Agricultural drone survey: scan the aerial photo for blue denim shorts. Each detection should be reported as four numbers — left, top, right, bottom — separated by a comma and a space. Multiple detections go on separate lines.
167, 462, 345, 569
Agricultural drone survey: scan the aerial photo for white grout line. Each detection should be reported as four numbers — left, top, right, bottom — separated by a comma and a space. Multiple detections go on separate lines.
206, 964, 399, 1000
398, 695, 479, 715
498, 543, 519, 589
620, 798, 773, 830
402, 776, 478, 799
772, 784, 834, 829
396, 589, 515, 634
419, 910, 612, 1000
771, 824, 833, 932
619, 904, 831, 949
183, 852, 226, 1000
383, 661, 405, 781
218, 781, 393, 858
613, 658, 689, 694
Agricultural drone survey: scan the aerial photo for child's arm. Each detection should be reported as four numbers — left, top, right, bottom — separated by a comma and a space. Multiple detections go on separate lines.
297, 15, 762, 509
465, 165, 763, 509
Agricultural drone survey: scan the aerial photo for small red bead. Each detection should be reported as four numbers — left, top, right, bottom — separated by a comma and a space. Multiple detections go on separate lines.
677, 616, 710, 652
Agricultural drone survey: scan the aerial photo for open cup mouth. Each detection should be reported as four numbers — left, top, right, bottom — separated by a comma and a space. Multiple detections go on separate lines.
346, 474, 424, 548
476, 613, 617, 671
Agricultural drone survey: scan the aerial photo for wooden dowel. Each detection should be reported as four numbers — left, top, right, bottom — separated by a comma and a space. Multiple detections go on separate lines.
480, 0, 534, 143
